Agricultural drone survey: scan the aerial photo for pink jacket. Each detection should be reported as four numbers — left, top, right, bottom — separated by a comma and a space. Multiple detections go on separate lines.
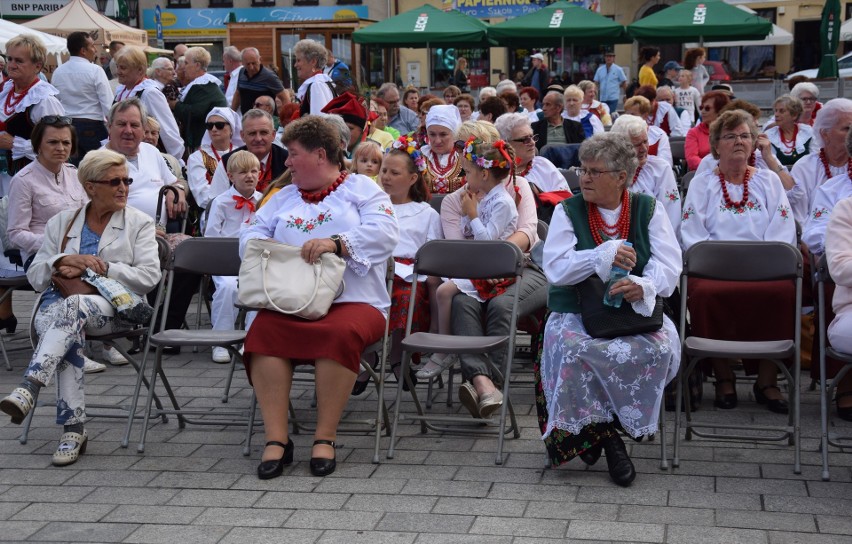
826, 196, 852, 317
685, 123, 711, 172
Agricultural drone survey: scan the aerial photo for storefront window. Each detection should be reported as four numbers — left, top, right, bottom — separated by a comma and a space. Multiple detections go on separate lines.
708, 8, 776, 78
359, 46, 386, 89
431, 47, 488, 91
511, 46, 603, 88
332, 34, 352, 67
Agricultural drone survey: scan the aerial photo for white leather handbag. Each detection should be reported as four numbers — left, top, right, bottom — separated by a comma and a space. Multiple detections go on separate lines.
238, 238, 345, 321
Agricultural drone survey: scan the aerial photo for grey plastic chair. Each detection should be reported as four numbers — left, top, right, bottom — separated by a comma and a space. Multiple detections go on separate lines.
136, 237, 248, 452
815, 253, 852, 481
0, 270, 32, 371
679, 170, 695, 196
558, 168, 581, 194
674, 241, 803, 474
387, 240, 526, 465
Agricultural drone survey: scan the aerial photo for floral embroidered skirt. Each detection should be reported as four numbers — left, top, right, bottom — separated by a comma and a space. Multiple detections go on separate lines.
536, 311, 680, 467
389, 276, 430, 333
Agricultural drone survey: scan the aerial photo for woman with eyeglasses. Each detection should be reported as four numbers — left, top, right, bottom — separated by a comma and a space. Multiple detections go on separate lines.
0, 148, 161, 467
538, 132, 682, 487
764, 82, 822, 131
187, 107, 244, 210
764, 95, 813, 169
0, 35, 64, 175
684, 90, 730, 171
495, 113, 568, 194
681, 110, 797, 414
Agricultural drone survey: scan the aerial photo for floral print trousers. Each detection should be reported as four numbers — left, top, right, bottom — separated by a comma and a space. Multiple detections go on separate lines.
26, 294, 123, 425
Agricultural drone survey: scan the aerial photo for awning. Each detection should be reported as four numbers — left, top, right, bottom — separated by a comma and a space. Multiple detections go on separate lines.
628, 0, 772, 44
353, 4, 491, 48
685, 5, 792, 48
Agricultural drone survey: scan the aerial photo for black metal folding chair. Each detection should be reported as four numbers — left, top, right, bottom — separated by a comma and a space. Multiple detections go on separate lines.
674, 241, 803, 474
387, 240, 526, 465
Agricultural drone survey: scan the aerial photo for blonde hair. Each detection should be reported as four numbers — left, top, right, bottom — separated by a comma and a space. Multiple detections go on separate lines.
116, 46, 148, 76
352, 141, 383, 173
6, 34, 47, 68
623, 95, 652, 116
563, 85, 584, 101
456, 120, 499, 144
226, 150, 261, 174
185, 46, 211, 71
78, 149, 127, 187
146, 116, 160, 132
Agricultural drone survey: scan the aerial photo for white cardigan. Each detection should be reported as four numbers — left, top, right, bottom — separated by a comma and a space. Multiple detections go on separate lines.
27, 205, 162, 295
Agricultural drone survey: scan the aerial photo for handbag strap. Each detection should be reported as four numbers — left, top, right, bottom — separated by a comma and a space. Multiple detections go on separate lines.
260, 249, 323, 315
60, 207, 85, 253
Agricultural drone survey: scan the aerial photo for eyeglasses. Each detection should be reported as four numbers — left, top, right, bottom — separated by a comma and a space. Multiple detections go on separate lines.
576, 168, 618, 179
205, 121, 229, 130
700, 105, 714, 112
800, 96, 817, 103
89, 177, 133, 187
511, 134, 539, 144
720, 133, 754, 142
41, 115, 72, 126
253, 102, 270, 108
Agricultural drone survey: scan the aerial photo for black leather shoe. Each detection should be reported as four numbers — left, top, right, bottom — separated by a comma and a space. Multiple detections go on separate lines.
578, 443, 602, 466
392, 363, 417, 392
351, 371, 371, 396
602, 434, 636, 487
753, 383, 788, 414
713, 378, 738, 410
310, 439, 336, 477
257, 440, 294, 480
836, 391, 852, 422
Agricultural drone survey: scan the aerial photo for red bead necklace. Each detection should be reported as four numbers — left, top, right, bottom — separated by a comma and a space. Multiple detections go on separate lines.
819, 147, 852, 179
748, 151, 756, 167
718, 167, 751, 209
3, 78, 38, 116
587, 190, 631, 246
299, 170, 347, 204
518, 160, 533, 178
631, 163, 643, 186
428, 149, 458, 177
779, 125, 798, 154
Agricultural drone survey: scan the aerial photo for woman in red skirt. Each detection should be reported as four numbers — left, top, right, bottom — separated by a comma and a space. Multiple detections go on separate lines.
240, 113, 398, 480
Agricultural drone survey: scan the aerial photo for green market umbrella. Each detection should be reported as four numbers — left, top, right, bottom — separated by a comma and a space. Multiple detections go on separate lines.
817, 0, 841, 78
353, 4, 490, 47
627, 0, 772, 44
488, 1, 629, 48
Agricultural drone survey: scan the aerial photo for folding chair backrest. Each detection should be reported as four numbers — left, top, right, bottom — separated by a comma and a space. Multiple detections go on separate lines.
170, 237, 242, 277
680, 170, 695, 193
670, 138, 686, 162
816, 253, 833, 284
558, 168, 580, 193
684, 241, 802, 282
429, 194, 445, 214
537, 220, 549, 242
414, 240, 524, 279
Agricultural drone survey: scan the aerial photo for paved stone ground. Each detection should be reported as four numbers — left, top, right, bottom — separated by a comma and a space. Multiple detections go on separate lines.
1, 292, 851, 544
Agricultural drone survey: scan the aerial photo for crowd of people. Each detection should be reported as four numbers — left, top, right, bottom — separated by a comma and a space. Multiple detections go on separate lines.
0, 33, 848, 490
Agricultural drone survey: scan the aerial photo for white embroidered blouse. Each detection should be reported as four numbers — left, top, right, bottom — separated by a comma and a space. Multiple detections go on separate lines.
523, 156, 569, 193
392, 201, 443, 282
802, 172, 852, 255
632, 155, 682, 239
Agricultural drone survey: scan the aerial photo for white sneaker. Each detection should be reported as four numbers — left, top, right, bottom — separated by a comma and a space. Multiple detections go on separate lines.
415, 353, 458, 379
212, 347, 231, 364
102, 346, 128, 366
83, 357, 106, 374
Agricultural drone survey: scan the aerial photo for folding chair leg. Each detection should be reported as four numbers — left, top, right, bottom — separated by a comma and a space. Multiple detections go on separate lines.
221, 349, 241, 404
243, 391, 257, 457
388, 350, 425, 459
1, 334, 11, 371
136, 348, 183, 453
121, 340, 168, 448
17, 386, 40, 444
659, 401, 668, 470
819, 333, 831, 481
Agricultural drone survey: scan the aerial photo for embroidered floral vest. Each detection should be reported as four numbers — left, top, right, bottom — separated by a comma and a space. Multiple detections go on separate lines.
548, 192, 655, 314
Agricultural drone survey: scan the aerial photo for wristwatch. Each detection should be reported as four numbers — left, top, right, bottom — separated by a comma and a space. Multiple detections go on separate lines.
330, 235, 342, 256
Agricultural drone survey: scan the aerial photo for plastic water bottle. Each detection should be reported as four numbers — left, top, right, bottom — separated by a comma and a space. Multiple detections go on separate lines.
603, 241, 632, 308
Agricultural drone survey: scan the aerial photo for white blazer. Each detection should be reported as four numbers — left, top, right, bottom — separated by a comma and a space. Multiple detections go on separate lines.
27, 204, 162, 295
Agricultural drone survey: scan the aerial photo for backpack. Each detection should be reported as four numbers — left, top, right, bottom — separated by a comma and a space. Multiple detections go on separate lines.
329, 61, 354, 94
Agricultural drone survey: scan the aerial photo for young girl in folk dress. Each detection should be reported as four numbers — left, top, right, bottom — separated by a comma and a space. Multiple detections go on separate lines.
351, 135, 443, 395
351, 141, 383, 183
420, 105, 466, 195
415, 139, 520, 405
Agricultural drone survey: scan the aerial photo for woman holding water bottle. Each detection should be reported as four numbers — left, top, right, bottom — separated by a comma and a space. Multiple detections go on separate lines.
537, 133, 683, 487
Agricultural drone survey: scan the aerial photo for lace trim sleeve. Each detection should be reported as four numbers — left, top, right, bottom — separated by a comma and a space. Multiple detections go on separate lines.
626, 274, 657, 317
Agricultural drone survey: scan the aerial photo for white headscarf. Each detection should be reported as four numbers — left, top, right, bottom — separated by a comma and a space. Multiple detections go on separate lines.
426, 104, 462, 134
201, 107, 244, 148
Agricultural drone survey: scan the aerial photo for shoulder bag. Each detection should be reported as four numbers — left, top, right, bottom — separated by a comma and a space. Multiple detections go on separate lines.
51, 207, 98, 298
238, 238, 345, 321
575, 276, 663, 339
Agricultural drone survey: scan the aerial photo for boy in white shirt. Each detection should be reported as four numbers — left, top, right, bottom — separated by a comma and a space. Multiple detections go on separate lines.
204, 150, 262, 363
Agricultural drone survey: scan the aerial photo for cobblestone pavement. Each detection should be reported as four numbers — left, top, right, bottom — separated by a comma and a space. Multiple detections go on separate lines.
1, 293, 851, 543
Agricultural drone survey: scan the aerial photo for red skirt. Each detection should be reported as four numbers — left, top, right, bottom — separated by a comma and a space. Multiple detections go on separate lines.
389, 276, 430, 333
243, 302, 386, 384
687, 278, 796, 373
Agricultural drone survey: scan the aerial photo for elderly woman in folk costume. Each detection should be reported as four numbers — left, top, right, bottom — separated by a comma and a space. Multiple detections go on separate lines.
420, 105, 465, 195
187, 107, 244, 210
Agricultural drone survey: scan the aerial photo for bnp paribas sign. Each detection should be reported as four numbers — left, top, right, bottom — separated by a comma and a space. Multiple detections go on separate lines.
0, 0, 115, 18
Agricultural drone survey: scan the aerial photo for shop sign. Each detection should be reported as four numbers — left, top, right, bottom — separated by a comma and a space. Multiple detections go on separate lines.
141, 5, 369, 38
0, 0, 115, 18
444, 0, 583, 19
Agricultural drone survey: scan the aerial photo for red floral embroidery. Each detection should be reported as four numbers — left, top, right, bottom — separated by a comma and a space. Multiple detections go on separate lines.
285, 211, 332, 233
665, 190, 680, 202
813, 207, 829, 219
777, 205, 790, 220
682, 206, 695, 221
379, 204, 395, 217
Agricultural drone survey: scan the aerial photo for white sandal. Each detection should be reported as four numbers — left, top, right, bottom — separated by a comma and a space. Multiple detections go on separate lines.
52, 430, 88, 466
0, 386, 35, 424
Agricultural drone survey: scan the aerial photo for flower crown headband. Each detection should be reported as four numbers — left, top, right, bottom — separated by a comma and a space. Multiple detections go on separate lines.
390, 134, 427, 172
462, 136, 516, 170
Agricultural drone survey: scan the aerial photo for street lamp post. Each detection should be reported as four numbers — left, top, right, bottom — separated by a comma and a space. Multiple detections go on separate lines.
94, 0, 108, 14
126, 0, 139, 26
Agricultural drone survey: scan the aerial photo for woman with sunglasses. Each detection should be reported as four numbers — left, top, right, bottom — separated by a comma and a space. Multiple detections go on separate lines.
187, 107, 244, 210
684, 90, 730, 171
495, 113, 568, 194
0, 148, 161, 467
0, 35, 64, 175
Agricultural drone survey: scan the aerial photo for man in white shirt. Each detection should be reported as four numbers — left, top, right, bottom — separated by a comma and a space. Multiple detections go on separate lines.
51, 31, 113, 165
223, 46, 241, 107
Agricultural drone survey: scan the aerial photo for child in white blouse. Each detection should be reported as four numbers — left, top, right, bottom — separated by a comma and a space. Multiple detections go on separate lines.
352, 140, 383, 183
353, 135, 442, 393
418, 138, 519, 379
203, 150, 262, 363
